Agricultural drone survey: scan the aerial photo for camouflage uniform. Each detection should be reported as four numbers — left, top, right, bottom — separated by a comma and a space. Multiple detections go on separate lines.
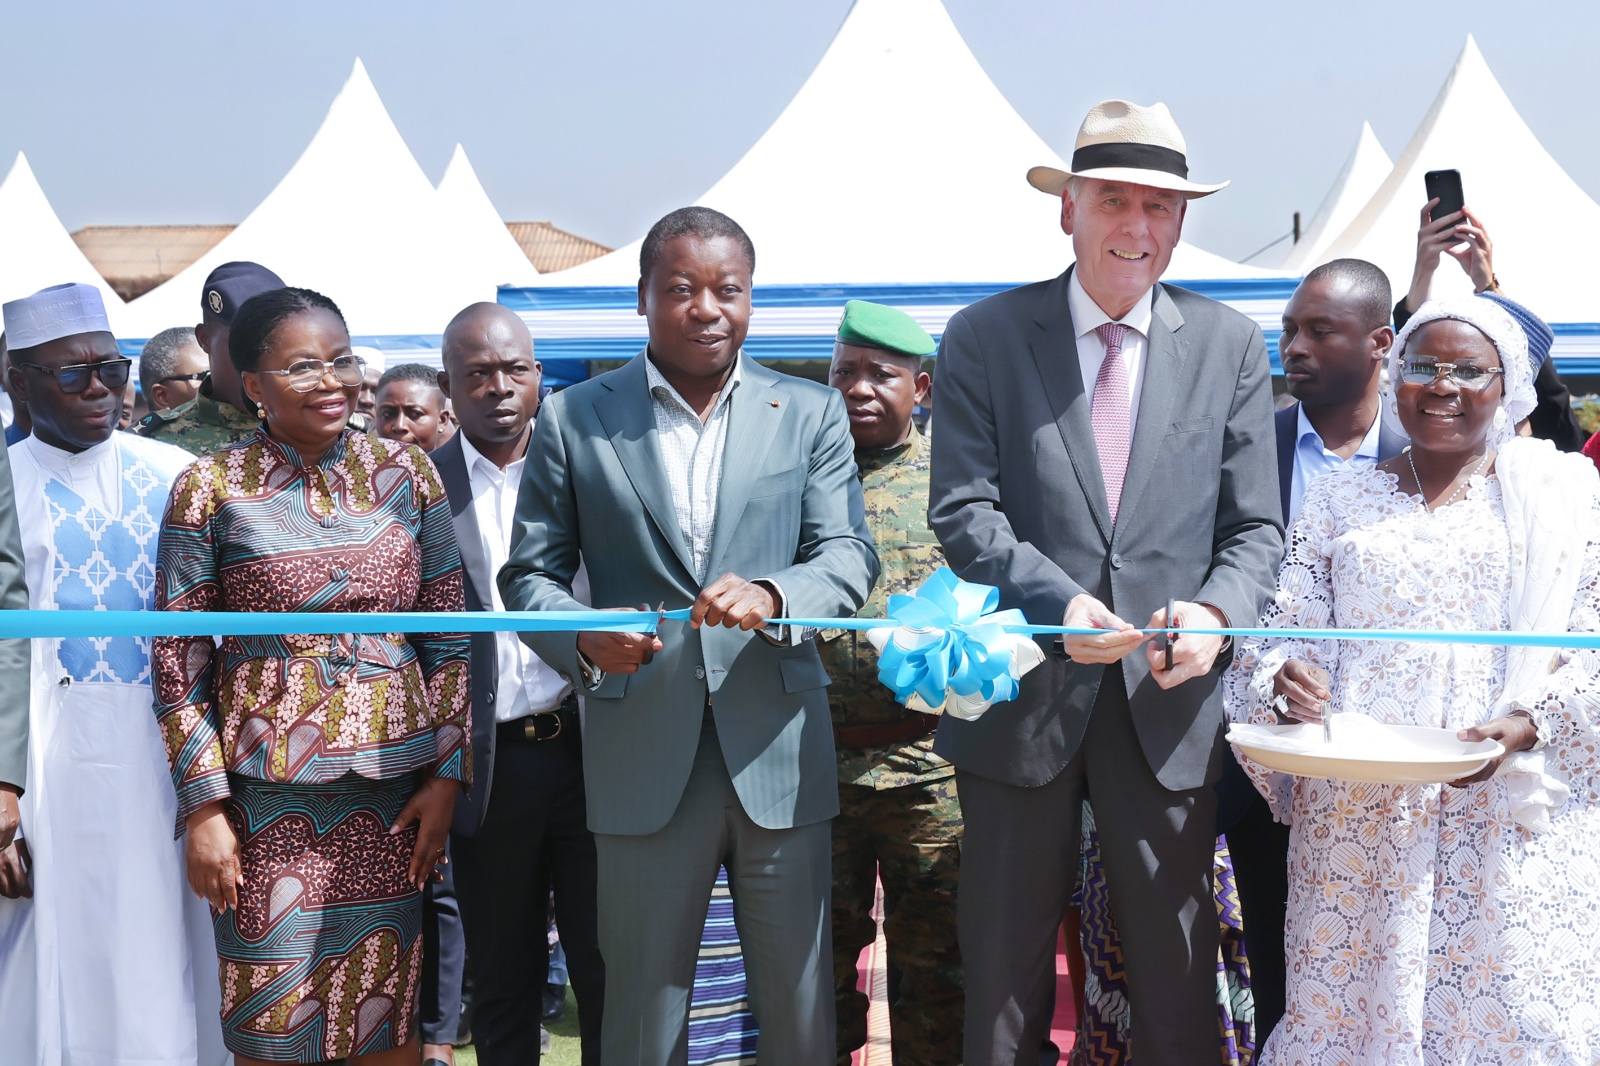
820, 426, 963, 1065
136, 389, 258, 455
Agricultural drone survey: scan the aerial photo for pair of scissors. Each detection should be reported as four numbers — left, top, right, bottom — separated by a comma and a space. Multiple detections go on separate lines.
1160, 597, 1179, 672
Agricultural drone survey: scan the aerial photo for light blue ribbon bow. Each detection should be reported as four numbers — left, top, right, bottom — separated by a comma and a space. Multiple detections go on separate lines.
876, 568, 1029, 709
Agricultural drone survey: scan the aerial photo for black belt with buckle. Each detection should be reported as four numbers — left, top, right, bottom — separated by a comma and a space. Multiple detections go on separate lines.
498, 695, 579, 744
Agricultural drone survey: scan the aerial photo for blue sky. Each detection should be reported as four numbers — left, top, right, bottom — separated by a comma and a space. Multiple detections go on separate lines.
3, 0, 1594, 262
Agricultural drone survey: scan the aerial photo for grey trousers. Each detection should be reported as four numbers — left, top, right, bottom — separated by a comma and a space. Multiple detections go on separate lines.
957, 668, 1220, 1066
594, 712, 834, 1066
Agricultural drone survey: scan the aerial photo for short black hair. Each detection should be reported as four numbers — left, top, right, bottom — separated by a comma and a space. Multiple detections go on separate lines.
1304, 258, 1392, 329
228, 287, 345, 373
377, 362, 444, 393
639, 206, 755, 279
138, 326, 199, 397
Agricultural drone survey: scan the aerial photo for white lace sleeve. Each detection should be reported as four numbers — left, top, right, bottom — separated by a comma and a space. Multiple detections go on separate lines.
1511, 505, 1600, 789
1225, 474, 1345, 818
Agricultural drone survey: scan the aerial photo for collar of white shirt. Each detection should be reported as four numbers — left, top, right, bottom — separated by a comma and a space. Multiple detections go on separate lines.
1296, 404, 1383, 459
645, 352, 743, 415
457, 427, 527, 481
1067, 269, 1154, 341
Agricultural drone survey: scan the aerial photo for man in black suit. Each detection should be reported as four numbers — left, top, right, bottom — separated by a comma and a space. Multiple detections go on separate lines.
434, 302, 603, 1065
1220, 257, 1404, 1045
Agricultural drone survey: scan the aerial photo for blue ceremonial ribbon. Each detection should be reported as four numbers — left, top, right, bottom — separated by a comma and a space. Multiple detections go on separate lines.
0, 608, 682, 640
868, 569, 1031, 707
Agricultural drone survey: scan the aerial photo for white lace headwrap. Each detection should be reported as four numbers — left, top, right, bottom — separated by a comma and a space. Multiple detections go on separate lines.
1384, 295, 1537, 447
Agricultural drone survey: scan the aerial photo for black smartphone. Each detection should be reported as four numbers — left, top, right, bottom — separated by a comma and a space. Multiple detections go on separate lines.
1425, 169, 1464, 221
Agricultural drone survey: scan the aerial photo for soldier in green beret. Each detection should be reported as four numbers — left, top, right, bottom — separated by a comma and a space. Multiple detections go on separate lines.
138, 261, 283, 454
823, 299, 962, 1065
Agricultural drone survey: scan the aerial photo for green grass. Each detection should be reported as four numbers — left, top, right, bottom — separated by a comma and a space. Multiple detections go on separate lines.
450, 987, 583, 1066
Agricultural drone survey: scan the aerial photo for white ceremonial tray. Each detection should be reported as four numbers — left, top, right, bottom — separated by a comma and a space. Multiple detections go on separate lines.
1226, 719, 1504, 785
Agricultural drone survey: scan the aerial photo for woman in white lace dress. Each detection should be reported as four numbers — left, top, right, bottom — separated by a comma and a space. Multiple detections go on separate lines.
1225, 296, 1600, 1065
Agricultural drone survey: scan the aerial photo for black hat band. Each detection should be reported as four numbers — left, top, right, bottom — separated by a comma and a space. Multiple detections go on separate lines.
1071, 142, 1189, 179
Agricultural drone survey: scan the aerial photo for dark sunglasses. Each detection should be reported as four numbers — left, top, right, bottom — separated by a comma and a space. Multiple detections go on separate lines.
14, 358, 133, 394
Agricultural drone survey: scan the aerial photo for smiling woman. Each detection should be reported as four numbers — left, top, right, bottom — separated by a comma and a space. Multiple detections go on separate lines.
1226, 296, 1600, 1062
151, 285, 472, 1066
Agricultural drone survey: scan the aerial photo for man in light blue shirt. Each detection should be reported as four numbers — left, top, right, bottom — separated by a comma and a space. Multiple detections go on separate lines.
1276, 259, 1406, 524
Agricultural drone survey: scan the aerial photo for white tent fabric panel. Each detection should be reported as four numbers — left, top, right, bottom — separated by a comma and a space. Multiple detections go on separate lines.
0, 153, 126, 320
1277, 123, 1392, 273
533, 0, 1271, 287
1319, 36, 1600, 322
435, 144, 540, 286
121, 60, 494, 339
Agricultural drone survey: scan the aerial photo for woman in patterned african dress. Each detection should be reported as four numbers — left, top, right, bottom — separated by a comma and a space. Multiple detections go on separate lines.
152, 286, 470, 1065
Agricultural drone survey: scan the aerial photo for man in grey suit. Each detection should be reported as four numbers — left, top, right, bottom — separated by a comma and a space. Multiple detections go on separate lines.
499, 206, 878, 1066
928, 100, 1283, 1064
0, 432, 30, 861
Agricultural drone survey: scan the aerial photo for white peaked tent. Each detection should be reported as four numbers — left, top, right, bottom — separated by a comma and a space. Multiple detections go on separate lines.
122, 60, 490, 341
533, 0, 1267, 287
0, 152, 126, 319
1277, 123, 1392, 273
436, 144, 540, 286
1320, 36, 1600, 323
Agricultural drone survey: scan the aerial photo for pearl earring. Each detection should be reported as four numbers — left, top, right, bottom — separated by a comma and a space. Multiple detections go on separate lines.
256, 404, 267, 421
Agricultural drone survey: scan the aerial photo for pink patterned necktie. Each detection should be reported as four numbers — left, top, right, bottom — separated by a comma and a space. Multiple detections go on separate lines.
1090, 322, 1132, 522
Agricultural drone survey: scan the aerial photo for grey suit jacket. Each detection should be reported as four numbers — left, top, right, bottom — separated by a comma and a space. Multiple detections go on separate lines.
0, 437, 28, 791
499, 352, 879, 836
929, 268, 1284, 792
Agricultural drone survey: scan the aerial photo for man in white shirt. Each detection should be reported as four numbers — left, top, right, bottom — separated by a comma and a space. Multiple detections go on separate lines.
433, 302, 603, 1066
0, 282, 226, 1066
1220, 256, 1404, 1048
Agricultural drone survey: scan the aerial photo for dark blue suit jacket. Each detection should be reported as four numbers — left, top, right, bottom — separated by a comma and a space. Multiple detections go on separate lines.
1218, 401, 1406, 832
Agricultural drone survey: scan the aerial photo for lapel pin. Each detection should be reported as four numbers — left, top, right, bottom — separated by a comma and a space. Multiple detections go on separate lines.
768, 400, 780, 408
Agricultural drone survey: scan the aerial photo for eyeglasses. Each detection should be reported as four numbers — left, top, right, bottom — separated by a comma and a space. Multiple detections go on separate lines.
158, 372, 208, 386
1399, 359, 1506, 391
13, 358, 133, 394
253, 355, 366, 393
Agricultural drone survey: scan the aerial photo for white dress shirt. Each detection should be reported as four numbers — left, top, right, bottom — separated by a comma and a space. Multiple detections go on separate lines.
1288, 406, 1383, 525
1068, 270, 1153, 436
645, 356, 741, 583
460, 432, 572, 720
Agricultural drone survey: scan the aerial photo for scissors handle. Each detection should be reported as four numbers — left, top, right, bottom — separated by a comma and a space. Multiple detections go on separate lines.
1162, 597, 1179, 672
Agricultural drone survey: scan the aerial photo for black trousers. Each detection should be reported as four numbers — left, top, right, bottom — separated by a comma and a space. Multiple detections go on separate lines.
420, 840, 466, 1046
454, 719, 604, 1065
1223, 787, 1291, 1046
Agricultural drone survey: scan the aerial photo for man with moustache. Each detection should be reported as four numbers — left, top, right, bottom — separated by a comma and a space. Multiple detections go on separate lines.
1217, 256, 1402, 1047
433, 302, 604, 1065
822, 301, 963, 1065
0, 282, 224, 1065
139, 260, 284, 454
928, 101, 1283, 1064
499, 206, 878, 1065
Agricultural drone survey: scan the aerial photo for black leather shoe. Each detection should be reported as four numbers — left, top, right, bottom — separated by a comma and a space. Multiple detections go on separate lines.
542, 983, 566, 1021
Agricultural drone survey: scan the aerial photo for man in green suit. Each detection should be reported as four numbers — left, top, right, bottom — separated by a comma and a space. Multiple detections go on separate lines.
500, 206, 878, 1065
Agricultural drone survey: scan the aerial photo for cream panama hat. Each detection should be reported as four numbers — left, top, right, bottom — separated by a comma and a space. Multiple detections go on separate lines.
1027, 99, 1229, 199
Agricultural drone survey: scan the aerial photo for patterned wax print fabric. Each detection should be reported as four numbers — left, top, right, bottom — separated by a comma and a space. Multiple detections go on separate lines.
1226, 463, 1600, 1064
1072, 802, 1255, 1065
216, 772, 425, 1062
152, 426, 470, 821
150, 427, 469, 1062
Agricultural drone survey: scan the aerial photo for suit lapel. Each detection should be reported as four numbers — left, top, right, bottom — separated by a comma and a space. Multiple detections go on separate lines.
1377, 415, 1408, 460
1276, 404, 1298, 524
434, 437, 493, 611
1113, 284, 1187, 538
1028, 268, 1112, 545
706, 355, 782, 578
594, 352, 698, 582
